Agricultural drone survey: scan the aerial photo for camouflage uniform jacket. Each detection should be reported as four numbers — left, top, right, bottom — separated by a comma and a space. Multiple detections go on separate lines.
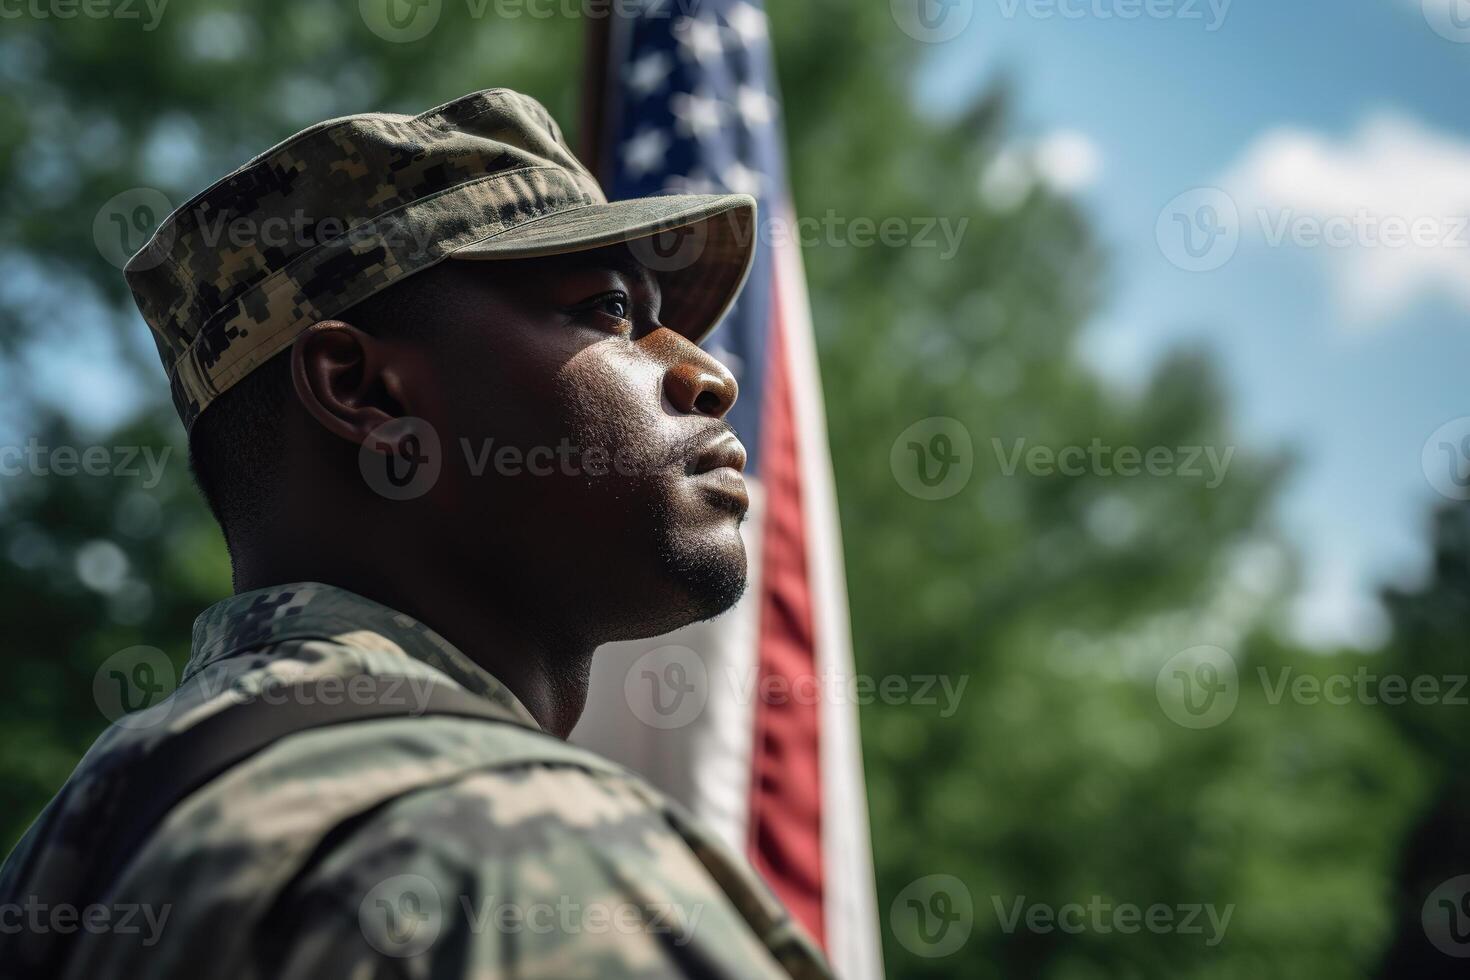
0, 583, 833, 979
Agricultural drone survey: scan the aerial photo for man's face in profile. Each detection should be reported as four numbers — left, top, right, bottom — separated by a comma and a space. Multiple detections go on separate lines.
395, 243, 750, 643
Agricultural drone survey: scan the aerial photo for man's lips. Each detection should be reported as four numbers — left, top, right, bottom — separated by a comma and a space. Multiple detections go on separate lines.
688, 432, 750, 514
690, 432, 748, 476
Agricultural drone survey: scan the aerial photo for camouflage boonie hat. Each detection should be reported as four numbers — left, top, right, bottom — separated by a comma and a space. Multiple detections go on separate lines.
124, 88, 757, 430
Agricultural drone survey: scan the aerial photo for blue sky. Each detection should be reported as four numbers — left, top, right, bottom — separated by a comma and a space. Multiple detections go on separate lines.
915, 0, 1470, 647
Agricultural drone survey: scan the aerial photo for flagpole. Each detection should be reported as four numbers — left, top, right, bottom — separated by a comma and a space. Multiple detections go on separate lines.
580, 5, 615, 187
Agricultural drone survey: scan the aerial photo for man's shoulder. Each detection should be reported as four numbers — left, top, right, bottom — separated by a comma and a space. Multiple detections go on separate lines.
82, 720, 826, 978
257, 758, 822, 977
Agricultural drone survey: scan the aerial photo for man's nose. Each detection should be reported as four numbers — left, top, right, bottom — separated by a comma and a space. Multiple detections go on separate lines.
656, 328, 739, 418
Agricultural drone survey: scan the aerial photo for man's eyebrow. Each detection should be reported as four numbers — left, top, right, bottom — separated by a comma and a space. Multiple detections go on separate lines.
591, 251, 658, 292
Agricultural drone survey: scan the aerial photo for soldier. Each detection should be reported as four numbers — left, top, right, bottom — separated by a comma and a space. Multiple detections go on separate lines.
0, 88, 832, 979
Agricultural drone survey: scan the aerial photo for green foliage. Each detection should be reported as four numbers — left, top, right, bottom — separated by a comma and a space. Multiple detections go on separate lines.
0, 412, 227, 845
0, 2, 1450, 977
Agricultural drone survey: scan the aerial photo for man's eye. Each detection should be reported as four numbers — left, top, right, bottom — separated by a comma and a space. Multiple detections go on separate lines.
588, 292, 629, 321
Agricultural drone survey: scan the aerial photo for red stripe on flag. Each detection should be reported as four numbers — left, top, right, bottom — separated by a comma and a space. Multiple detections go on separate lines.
747, 268, 826, 948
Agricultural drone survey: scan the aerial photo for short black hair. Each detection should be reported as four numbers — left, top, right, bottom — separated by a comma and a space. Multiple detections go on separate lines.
187, 265, 454, 557
187, 347, 293, 558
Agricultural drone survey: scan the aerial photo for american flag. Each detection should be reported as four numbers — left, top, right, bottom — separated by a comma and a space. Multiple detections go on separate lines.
570, 2, 883, 977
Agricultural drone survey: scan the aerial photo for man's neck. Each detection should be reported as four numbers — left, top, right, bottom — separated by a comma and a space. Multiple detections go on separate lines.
233, 553, 594, 738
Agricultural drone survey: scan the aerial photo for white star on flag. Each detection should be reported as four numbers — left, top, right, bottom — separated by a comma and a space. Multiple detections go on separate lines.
673, 15, 725, 64
620, 128, 671, 178
670, 89, 725, 138
725, 1, 768, 44
735, 84, 774, 128
624, 51, 672, 98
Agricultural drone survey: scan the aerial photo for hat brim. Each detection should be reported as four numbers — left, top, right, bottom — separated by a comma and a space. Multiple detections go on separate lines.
448, 193, 756, 345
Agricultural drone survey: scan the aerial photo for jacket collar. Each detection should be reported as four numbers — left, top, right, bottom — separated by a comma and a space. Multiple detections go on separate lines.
183, 581, 543, 732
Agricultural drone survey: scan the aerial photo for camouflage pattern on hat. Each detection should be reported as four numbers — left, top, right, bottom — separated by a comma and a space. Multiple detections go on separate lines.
0, 583, 831, 979
124, 89, 754, 431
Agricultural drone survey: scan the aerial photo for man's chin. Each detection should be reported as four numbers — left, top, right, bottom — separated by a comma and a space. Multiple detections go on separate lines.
675, 536, 748, 620
687, 554, 748, 622
626, 533, 748, 637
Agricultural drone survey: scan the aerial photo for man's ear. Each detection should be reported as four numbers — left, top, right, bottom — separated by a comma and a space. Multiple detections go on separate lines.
289, 320, 411, 447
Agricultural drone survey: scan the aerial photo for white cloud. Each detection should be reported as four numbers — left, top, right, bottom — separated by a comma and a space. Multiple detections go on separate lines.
1220, 113, 1470, 324
1034, 129, 1103, 194
978, 129, 1102, 212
